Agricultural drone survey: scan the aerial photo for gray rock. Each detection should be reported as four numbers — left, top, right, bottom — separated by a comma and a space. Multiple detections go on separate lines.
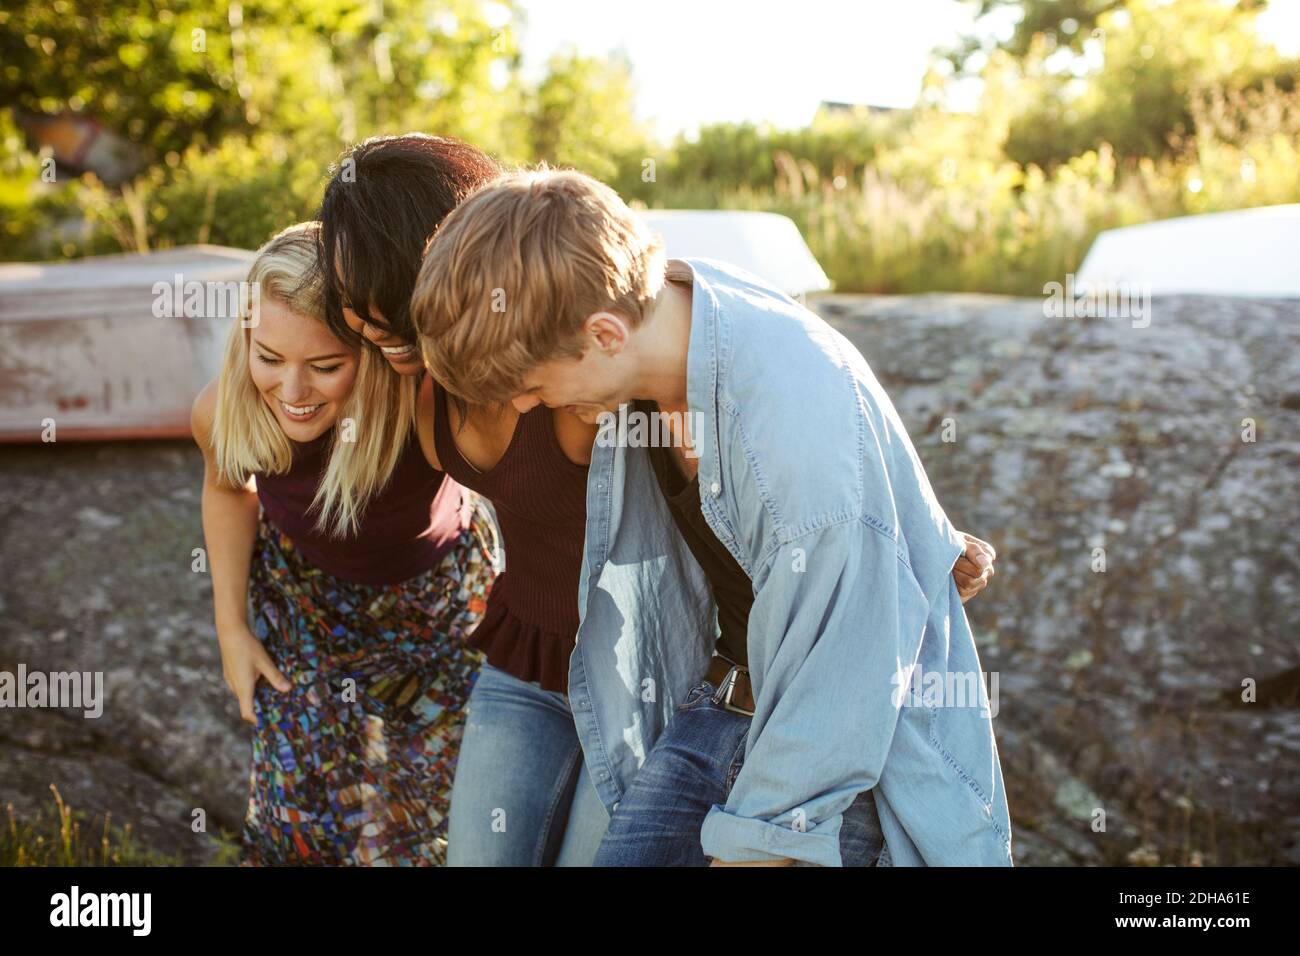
817, 292, 1300, 865
0, 440, 246, 865
1, 292, 1296, 865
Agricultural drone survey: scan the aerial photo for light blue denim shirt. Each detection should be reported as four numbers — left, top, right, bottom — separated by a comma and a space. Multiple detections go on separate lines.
569, 257, 1013, 866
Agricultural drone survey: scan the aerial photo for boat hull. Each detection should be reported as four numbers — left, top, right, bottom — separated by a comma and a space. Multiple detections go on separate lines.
0, 245, 255, 443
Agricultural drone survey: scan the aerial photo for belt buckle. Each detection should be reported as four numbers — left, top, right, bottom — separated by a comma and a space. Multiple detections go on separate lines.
711, 663, 753, 716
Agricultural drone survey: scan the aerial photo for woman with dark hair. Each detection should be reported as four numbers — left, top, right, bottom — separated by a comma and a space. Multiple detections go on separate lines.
315, 133, 999, 866
319, 136, 501, 377
319, 134, 612, 866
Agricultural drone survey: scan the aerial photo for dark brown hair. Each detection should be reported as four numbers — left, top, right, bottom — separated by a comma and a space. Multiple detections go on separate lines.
317, 133, 502, 350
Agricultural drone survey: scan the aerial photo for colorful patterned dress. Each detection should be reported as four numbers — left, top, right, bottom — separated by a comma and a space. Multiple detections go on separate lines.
239, 499, 496, 866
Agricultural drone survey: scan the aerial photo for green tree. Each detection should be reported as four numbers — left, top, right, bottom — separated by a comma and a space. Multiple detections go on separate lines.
940, 0, 1269, 75
521, 48, 652, 183
0, 0, 522, 163
968, 0, 1300, 168
1, 0, 247, 158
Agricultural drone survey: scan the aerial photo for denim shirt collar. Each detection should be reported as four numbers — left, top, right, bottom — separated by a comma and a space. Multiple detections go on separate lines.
670, 258, 723, 500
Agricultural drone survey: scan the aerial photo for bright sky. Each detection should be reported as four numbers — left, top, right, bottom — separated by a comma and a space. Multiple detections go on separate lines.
511, 0, 1300, 138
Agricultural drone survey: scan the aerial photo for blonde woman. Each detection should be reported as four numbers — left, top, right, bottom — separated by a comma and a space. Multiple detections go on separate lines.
190, 221, 495, 865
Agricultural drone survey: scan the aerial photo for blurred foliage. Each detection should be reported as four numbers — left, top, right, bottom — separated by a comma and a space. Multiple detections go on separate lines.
0, 0, 519, 160
998, 0, 1296, 168
1, 0, 1298, 294
616, 110, 908, 203
628, 76, 1299, 295
525, 49, 653, 184
942, 0, 1267, 73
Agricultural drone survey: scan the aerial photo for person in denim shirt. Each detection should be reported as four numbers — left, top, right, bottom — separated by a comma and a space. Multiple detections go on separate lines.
412, 169, 1013, 867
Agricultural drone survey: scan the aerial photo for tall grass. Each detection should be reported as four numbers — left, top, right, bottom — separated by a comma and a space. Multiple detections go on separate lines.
634, 82, 1300, 295
1, 785, 182, 867
4, 76, 1297, 295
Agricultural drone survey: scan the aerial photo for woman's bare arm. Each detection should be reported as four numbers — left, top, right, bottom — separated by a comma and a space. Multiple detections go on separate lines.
192, 380, 260, 632
192, 380, 289, 722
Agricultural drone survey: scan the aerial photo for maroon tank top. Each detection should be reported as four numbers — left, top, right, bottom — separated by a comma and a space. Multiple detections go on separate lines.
256, 424, 469, 587
432, 382, 589, 694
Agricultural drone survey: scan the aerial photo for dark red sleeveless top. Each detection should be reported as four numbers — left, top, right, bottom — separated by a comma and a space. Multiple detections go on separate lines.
432, 382, 589, 694
256, 424, 469, 587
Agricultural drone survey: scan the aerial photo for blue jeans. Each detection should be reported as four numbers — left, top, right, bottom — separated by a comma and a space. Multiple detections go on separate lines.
593, 677, 886, 866
446, 661, 610, 865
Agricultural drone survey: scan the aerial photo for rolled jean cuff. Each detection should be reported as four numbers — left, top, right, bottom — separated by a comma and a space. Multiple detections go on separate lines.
700, 806, 843, 867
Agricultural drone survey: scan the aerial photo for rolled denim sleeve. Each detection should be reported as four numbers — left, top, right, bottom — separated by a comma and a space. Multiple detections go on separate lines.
700, 515, 927, 866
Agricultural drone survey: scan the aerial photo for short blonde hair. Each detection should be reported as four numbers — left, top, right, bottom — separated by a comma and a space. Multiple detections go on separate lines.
211, 221, 418, 538
410, 168, 665, 404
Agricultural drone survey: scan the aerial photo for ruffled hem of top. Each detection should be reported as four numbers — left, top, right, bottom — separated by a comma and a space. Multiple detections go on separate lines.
467, 599, 577, 696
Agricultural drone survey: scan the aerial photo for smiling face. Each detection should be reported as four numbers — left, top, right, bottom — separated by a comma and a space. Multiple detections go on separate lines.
338, 296, 426, 376
510, 351, 614, 423
247, 296, 360, 441
509, 313, 637, 423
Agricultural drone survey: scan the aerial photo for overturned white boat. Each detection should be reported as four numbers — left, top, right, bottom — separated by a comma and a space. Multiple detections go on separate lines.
637, 210, 831, 298
1077, 204, 1300, 298
0, 245, 255, 443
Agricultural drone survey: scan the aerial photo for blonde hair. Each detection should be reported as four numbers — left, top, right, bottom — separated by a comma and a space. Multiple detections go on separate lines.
410, 167, 665, 405
211, 221, 418, 537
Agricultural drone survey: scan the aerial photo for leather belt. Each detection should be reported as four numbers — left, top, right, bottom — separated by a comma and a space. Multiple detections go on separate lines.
705, 656, 755, 716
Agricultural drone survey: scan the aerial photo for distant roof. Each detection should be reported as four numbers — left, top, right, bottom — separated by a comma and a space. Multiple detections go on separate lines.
818, 100, 908, 115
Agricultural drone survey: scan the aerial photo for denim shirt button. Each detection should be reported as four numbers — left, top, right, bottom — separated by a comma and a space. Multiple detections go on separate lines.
710, 481, 721, 496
